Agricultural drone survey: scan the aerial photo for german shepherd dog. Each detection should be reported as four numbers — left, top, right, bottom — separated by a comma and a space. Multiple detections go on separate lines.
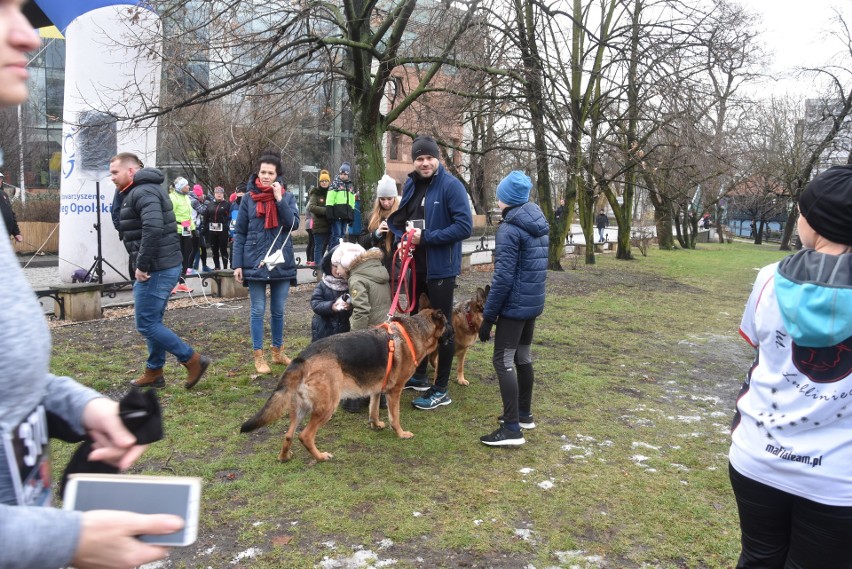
240, 294, 448, 462
429, 285, 489, 386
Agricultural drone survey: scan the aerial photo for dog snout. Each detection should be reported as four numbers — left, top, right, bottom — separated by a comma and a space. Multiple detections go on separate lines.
439, 322, 454, 345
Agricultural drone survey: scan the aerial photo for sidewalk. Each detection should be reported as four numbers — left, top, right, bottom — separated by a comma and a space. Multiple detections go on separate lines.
22, 236, 500, 314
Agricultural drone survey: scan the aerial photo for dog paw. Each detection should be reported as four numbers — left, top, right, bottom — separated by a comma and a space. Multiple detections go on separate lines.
277, 451, 292, 462
316, 452, 333, 461
457, 377, 470, 386
397, 431, 414, 439
369, 420, 386, 430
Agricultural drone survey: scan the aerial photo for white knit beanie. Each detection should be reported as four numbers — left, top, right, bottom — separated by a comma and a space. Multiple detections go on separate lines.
331, 242, 365, 270
173, 177, 189, 192
376, 175, 398, 198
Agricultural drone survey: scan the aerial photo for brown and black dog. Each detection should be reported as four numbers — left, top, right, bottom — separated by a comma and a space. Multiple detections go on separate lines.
429, 285, 490, 386
240, 293, 447, 462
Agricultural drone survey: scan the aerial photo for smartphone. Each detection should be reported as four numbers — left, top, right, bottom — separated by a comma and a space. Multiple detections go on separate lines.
407, 219, 425, 230
62, 473, 201, 546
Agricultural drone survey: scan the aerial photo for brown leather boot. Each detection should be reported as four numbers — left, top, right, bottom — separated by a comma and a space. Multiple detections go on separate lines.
254, 349, 271, 374
131, 367, 165, 389
271, 346, 291, 366
182, 352, 211, 389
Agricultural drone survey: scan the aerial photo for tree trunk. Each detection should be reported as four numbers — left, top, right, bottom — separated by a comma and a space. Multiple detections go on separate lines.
779, 205, 797, 251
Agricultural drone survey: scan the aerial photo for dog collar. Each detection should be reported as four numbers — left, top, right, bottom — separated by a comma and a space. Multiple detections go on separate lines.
465, 306, 477, 333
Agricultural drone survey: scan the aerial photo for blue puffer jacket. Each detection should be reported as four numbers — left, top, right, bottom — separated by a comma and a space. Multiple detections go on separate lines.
388, 165, 473, 279
483, 202, 549, 322
232, 174, 300, 282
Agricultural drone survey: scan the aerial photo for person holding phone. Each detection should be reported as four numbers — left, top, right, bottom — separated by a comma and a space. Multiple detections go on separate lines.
0, 3, 184, 568
388, 135, 473, 410
232, 151, 300, 374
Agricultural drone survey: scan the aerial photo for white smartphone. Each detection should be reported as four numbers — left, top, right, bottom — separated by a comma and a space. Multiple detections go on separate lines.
62, 473, 201, 546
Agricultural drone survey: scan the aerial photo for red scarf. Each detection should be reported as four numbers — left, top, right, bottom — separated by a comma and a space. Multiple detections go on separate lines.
250, 180, 279, 229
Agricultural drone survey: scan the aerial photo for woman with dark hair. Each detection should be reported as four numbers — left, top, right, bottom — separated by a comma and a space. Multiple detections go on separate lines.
232, 153, 300, 374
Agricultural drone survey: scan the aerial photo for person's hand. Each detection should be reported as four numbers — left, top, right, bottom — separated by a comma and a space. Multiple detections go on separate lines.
479, 320, 494, 343
134, 269, 150, 282
377, 220, 388, 235
82, 398, 147, 470
272, 182, 283, 202
72, 510, 184, 569
14, 234, 22, 243
409, 228, 421, 245
233, 268, 243, 283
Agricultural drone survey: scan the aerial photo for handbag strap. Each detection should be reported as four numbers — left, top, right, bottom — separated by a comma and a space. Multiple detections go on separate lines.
263, 215, 297, 258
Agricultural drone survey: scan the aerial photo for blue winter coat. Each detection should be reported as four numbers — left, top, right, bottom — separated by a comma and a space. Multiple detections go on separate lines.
483, 202, 549, 322
232, 174, 300, 282
387, 165, 473, 279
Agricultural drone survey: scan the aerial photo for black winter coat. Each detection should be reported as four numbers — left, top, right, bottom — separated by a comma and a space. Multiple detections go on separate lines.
118, 168, 183, 274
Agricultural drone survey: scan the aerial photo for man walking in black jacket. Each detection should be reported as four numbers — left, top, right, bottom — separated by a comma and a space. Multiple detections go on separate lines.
0, 173, 21, 242
111, 152, 210, 389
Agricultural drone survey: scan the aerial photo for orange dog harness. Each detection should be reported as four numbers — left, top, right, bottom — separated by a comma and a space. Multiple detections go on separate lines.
378, 321, 418, 392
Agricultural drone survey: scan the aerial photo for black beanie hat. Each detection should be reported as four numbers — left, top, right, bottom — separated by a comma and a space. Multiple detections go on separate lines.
411, 135, 440, 160
798, 165, 852, 246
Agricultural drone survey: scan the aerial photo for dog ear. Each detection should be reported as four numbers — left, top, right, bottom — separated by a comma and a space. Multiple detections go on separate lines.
419, 292, 432, 310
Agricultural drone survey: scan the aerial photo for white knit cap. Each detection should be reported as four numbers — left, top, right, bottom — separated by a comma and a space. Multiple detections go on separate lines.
173, 177, 189, 192
331, 242, 365, 270
376, 175, 398, 198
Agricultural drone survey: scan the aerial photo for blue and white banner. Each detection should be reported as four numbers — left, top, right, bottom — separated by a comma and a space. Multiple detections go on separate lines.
33, 1, 153, 32
55, 5, 162, 283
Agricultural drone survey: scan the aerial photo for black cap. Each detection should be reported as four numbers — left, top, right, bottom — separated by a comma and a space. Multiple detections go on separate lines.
411, 135, 440, 160
799, 165, 852, 246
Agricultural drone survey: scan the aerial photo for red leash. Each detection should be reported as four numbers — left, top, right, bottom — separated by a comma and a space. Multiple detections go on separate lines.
388, 229, 417, 319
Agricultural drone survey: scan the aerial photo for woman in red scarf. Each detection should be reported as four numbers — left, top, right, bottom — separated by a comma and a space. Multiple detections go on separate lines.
232, 152, 300, 373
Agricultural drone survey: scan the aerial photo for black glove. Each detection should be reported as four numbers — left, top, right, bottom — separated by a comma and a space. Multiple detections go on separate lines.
55, 387, 163, 497
479, 320, 494, 343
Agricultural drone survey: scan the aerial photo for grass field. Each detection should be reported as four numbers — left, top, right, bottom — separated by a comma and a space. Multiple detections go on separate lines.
49, 241, 791, 568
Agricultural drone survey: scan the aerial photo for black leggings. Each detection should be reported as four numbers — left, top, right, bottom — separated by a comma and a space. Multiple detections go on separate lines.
729, 463, 852, 568
492, 317, 536, 423
411, 274, 455, 390
208, 230, 229, 269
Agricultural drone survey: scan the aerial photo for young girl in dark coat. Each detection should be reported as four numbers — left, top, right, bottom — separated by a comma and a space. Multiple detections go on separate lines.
310, 245, 352, 342
479, 171, 549, 447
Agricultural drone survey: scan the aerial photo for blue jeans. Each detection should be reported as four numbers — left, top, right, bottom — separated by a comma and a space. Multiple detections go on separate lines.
313, 233, 329, 266
248, 279, 290, 350
329, 221, 348, 249
134, 264, 194, 369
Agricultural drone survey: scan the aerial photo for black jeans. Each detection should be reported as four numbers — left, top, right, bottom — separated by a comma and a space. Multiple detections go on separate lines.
411, 274, 455, 390
493, 317, 536, 423
729, 463, 852, 569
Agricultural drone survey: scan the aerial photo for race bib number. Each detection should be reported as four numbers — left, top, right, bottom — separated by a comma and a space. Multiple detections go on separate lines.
181, 226, 192, 237
209, 222, 223, 232
2, 405, 51, 506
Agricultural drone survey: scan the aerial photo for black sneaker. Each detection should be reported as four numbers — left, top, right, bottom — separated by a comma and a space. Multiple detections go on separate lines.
498, 415, 536, 429
480, 426, 525, 447
404, 376, 432, 391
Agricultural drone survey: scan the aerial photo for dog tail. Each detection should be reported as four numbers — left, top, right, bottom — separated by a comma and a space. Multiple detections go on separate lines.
240, 359, 304, 433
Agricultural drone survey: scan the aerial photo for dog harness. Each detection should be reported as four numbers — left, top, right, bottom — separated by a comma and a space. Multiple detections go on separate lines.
378, 321, 417, 392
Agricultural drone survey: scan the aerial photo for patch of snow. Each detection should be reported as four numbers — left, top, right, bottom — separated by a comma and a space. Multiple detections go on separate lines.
631, 441, 660, 451
231, 547, 262, 564
538, 480, 554, 490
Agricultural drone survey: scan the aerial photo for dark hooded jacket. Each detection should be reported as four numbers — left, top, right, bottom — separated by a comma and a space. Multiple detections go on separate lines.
118, 167, 182, 274
231, 173, 300, 282
307, 185, 330, 235
310, 246, 352, 341
483, 201, 549, 322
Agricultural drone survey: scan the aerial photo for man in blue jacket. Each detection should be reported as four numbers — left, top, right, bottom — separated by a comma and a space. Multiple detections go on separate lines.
388, 135, 473, 410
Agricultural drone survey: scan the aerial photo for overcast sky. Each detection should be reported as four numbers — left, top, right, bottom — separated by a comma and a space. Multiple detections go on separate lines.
737, 0, 852, 97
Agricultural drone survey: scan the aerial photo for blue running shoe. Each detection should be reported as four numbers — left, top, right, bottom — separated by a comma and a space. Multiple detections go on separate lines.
404, 376, 432, 391
412, 389, 451, 410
